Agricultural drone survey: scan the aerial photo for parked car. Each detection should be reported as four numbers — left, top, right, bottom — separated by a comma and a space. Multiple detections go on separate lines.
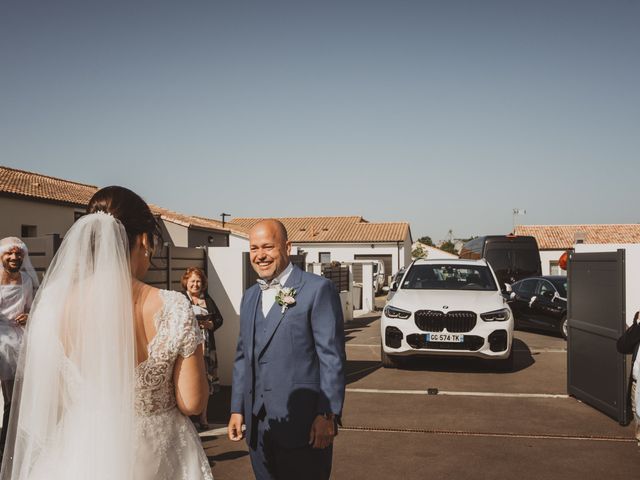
508, 276, 568, 340
372, 260, 386, 295
385, 267, 406, 301
459, 235, 541, 291
381, 258, 514, 370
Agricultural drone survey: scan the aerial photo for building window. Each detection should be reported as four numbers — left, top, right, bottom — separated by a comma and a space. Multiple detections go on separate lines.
21, 225, 37, 237
319, 252, 331, 264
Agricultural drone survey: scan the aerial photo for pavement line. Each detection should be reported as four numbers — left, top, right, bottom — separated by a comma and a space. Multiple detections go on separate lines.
346, 388, 569, 399
340, 425, 636, 443
345, 344, 567, 353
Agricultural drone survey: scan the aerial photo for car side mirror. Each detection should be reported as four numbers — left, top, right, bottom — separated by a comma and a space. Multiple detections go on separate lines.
390, 281, 399, 292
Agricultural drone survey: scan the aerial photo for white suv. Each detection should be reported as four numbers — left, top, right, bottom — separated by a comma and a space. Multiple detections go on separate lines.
380, 258, 514, 369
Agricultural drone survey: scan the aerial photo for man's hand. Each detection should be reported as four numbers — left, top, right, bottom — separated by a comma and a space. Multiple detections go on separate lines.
308, 415, 336, 449
228, 413, 245, 441
15, 313, 28, 326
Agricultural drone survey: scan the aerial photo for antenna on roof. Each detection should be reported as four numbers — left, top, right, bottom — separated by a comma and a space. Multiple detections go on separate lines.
220, 212, 230, 228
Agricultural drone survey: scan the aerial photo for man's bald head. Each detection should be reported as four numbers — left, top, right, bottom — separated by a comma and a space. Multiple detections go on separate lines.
251, 219, 288, 242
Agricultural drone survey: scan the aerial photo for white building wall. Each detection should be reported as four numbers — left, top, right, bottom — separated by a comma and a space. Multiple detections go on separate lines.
207, 233, 249, 386
0, 197, 82, 238
540, 250, 565, 276
421, 245, 458, 260
162, 221, 189, 247
294, 242, 410, 275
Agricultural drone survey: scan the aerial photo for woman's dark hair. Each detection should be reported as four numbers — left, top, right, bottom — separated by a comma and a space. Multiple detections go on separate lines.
87, 186, 163, 252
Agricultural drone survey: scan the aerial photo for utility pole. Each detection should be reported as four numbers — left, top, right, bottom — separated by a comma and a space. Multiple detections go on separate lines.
512, 208, 526, 232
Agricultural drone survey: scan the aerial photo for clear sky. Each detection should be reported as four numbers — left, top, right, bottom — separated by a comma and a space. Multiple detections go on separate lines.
1, 0, 638, 243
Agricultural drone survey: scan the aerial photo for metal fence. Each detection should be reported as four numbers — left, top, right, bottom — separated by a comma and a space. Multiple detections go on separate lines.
22, 236, 207, 292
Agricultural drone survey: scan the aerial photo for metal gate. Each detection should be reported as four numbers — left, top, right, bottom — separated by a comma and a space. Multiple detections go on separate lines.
567, 250, 629, 424
145, 244, 208, 291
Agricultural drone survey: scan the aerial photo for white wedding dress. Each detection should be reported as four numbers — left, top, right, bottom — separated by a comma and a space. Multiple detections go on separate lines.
135, 289, 213, 480
0, 213, 214, 480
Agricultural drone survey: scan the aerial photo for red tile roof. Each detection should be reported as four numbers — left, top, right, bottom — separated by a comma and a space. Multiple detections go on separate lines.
231, 216, 411, 243
0, 166, 97, 207
514, 224, 640, 250
1, 166, 231, 233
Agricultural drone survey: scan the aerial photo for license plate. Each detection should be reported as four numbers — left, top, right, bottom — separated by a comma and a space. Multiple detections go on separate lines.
426, 333, 464, 343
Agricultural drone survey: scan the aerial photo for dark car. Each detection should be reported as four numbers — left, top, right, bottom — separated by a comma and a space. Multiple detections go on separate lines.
509, 276, 568, 340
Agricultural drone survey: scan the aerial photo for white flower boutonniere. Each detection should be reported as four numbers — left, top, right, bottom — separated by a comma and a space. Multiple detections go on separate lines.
276, 287, 297, 313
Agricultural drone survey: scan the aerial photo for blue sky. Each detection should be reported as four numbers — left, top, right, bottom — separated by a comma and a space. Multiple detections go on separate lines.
1, 0, 639, 242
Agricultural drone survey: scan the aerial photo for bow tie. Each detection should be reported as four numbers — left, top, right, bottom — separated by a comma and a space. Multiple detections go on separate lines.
257, 278, 280, 291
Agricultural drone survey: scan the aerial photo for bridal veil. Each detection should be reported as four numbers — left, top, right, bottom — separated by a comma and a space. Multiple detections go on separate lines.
0, 212, 137, 479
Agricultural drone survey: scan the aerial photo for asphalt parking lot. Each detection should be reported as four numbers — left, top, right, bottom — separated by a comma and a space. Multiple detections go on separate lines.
205, 300, 640, 480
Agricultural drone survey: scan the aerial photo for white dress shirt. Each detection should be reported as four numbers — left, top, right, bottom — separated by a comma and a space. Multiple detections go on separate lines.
261, 262, 294, 317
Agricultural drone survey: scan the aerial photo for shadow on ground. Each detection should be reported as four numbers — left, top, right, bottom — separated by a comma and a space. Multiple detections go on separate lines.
346, 359, 381, 384
212, 450, 250, 462
344, 313, 381, 343
396, 338, 535, 374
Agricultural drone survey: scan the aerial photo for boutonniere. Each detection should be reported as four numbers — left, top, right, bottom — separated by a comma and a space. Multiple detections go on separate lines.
276, 287, 297, 313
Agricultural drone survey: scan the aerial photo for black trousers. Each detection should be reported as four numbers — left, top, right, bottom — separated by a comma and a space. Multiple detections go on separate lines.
0, 379, 14, 456
249, 414, 333, 480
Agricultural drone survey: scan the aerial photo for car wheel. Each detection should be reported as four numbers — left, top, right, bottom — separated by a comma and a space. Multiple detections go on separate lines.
381, 343, 403, 369
559, 316, 568, 341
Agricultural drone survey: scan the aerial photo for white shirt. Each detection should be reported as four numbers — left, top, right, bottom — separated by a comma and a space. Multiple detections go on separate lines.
0, 273, 33, 324
261, 263, 294, 317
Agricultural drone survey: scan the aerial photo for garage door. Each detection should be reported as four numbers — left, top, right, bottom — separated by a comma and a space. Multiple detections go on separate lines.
353, 254, 393, 285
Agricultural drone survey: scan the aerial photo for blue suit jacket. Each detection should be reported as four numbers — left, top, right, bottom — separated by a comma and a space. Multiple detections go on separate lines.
230, 265, 346, 448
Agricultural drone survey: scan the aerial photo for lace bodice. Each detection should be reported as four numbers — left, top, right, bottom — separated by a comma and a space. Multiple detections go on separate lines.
135, 289, 203, 416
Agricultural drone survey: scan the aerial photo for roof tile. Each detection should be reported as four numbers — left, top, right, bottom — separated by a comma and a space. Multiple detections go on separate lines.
231, 216, 410, 243
514, 224, 640, 249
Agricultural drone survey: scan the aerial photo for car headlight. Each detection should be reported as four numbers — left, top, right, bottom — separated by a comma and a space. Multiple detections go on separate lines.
384, 305, 412, 319
480, 308, 511, 322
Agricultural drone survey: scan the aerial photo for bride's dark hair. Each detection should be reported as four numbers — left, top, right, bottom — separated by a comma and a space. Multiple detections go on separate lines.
87, 186, 163, 252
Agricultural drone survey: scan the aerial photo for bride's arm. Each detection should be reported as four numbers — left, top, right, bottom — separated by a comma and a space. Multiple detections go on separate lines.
174, 344, 208, 416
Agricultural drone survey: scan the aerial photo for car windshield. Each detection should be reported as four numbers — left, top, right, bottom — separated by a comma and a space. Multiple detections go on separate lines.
401, 264, 497, 291
549, 278, 567, 297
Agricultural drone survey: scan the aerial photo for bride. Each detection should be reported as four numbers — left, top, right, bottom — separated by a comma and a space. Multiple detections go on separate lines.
0, 186, 214, 480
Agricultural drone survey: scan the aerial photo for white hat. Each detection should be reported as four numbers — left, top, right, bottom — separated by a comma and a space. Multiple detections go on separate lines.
0, 236, 39, 288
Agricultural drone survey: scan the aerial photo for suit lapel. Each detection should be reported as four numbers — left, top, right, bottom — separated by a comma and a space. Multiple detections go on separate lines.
247, 286, 261, 365
258, 265, 305, 358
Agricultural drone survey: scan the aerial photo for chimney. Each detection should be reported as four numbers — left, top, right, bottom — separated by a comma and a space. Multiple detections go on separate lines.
574, 231, 586, 244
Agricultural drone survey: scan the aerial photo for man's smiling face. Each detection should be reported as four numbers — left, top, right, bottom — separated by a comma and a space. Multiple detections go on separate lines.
2, 247, 24, 274
249, 220, 291, 281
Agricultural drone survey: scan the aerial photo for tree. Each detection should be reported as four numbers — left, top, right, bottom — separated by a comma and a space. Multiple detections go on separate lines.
412, 245, 426, 259
439, 241, 457, 255
416, 236, 434, 247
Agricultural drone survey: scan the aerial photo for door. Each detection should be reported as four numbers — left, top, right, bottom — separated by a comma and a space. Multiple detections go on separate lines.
529, 279, 565, 332
567, 250, 629, 424
510, 278, 538, 327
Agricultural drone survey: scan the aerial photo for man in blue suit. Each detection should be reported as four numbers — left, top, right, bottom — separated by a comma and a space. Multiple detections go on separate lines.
228, 219, 346, 480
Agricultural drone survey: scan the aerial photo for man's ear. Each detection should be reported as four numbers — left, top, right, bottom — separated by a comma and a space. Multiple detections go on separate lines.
286, 240, 292, 255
